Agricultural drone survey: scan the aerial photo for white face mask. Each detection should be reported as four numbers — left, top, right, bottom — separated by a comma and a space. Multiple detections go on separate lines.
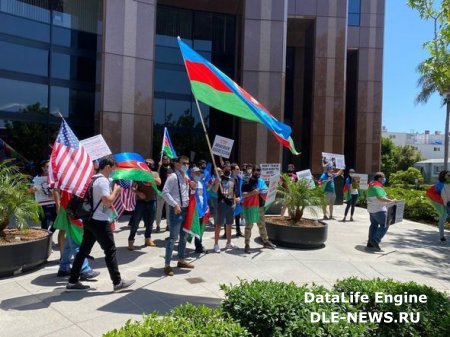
181, 165, 188, 173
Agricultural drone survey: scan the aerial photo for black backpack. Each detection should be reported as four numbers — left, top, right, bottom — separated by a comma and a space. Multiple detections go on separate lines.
66, 176, 102, 221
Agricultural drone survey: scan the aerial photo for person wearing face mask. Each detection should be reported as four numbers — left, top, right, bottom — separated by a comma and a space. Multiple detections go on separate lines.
286, 163, 298, 182
342, 169, 360, 222
67, 155, 135, 292
127, 159, 161, 250
213, 163, 238, 253
162, 155, 196, 276
242, 166, 276, 253
190, 167, 208, 253
156, 155, 173, 232
366, 172, 396, 251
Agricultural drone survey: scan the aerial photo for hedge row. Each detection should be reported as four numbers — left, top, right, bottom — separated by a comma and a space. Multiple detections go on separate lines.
104, 278, 450, 337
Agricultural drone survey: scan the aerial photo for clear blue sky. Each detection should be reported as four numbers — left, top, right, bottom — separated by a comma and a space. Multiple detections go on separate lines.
382, 0, 445, 133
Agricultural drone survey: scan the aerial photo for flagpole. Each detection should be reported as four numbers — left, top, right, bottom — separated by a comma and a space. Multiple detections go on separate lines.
193, 98, 221, 179
159, 127, 166, 164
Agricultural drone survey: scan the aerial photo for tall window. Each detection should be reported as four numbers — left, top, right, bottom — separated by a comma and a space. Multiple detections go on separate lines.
348, 0, 361, 27
0, 0, 102, 166
153, 5, 237, 161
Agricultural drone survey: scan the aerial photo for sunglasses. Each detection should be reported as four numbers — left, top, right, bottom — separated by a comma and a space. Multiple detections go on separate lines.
182, 162, 189, 166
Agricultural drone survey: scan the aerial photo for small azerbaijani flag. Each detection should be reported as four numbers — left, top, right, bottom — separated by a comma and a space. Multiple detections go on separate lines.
343, 177, 352, 202
162, 127, 177, 159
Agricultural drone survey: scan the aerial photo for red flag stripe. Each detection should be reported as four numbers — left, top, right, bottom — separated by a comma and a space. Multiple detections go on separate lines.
185, 60, 232, 93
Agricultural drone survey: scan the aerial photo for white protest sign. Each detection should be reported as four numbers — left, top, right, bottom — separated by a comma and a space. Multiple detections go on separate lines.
321, 152, 345, 169
386, 200, 405, 225
260, 163, 281, 181
211, 135, 234, 159
296, 169, 316, 189
32, 176, 55, 205
394, 200, 405, 223
265, 174, 280, 206
80, 134, 112, 161
352, 173, 368, 190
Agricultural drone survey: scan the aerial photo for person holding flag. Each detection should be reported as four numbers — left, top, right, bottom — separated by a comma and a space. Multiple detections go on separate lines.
319, 165, 344, 220
242, 166, 276, 254
426, 170, 449, 243
156, 155, 173, 232
127, 158, 161, 250
162, 155, 196, 276
366, 172, 396, 251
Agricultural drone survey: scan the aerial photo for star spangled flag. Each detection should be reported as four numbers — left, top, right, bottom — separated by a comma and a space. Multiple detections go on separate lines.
48, 120, 93, 197
162, 127, 177, 159
113, 180, 136, 221
177, 37, 299, 155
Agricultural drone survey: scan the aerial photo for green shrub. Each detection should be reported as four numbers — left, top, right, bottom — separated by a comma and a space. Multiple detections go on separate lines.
334, 278, 450, 337
221, 280, 373, 337
103, 304, 249, 337
389, 167, 424, 188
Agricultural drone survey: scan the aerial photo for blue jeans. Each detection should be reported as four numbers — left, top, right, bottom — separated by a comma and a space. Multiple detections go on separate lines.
128, 200, 156, 241
438, 213, 446, 238
59, 236, 91, 274
369, 211, 389, 244
164, 207, 188, 265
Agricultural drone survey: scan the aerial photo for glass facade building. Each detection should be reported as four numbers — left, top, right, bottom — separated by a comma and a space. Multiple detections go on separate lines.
0, 0, 102, 164
0, 0, 385, 174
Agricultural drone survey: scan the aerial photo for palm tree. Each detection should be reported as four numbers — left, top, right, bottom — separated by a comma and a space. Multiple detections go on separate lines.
408, 0, 450, 168
277, 174, 326, 223
0, 162, 42, 236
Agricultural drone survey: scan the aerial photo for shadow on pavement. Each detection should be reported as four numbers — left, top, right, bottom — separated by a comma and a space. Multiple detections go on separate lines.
0, 286, 221, 316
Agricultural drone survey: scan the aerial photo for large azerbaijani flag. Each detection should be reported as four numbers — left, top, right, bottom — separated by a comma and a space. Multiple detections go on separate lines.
161, 127, 177, 159
177, 37, 299, 155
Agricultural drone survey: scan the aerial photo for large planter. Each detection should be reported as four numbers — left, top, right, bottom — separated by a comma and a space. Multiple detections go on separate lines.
0, 229, 53, 278
265, 200, 283, 215
265, 217, 328, 249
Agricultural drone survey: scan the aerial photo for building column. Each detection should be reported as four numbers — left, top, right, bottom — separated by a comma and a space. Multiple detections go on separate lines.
239, 0, 288, 165
354, 0, 385, 173
100, 0, 156, 157
310, 0, 348, 174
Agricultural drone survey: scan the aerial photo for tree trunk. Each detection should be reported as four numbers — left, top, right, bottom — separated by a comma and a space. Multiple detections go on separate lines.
444, 94, 450, 170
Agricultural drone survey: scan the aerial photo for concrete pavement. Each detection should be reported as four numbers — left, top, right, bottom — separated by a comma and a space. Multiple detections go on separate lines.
0, 205, 449, 337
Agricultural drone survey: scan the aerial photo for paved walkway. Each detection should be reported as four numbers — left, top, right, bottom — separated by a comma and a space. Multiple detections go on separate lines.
0, 205, 449, 337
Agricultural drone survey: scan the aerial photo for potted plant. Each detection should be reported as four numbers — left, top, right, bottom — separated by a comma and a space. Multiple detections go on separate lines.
265, 174, 328, 249
0, 162, 51, 277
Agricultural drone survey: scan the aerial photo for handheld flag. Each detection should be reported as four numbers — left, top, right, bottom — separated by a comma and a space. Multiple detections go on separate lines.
161, 127, 177, 159
177, 37, 299, 155
48, 120, 94, 197
112, 152, 161, 196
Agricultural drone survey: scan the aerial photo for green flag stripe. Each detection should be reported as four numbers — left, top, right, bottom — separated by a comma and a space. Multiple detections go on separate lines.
191, 81, 260, 123
367, 186, 386, 198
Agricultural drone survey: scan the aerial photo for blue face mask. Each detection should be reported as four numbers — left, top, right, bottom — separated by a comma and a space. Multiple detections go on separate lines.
193, 176, 201, 181
381, 178, 386, 185
181, 165, 188, 173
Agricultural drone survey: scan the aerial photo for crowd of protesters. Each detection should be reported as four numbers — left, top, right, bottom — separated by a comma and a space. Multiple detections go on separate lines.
24, 153, 448, 292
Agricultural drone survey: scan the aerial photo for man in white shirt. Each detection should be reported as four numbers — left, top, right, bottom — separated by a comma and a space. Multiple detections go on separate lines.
162, 155, 196, 276
67, 155, 135, 292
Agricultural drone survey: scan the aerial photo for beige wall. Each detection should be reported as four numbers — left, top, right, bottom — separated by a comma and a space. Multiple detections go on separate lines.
100, 0, 156, 157
239, 0, 288, 165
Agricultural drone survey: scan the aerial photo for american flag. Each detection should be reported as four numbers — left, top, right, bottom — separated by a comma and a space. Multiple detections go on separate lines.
48, 120, 93, 197
113, 180, 136, 220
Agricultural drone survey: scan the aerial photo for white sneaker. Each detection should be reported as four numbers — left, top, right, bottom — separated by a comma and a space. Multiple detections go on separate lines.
225, 242, 237, 250
213, 244, 221, 253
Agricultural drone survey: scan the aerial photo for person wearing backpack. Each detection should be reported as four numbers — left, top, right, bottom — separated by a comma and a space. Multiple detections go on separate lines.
66, 155, 135, 292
